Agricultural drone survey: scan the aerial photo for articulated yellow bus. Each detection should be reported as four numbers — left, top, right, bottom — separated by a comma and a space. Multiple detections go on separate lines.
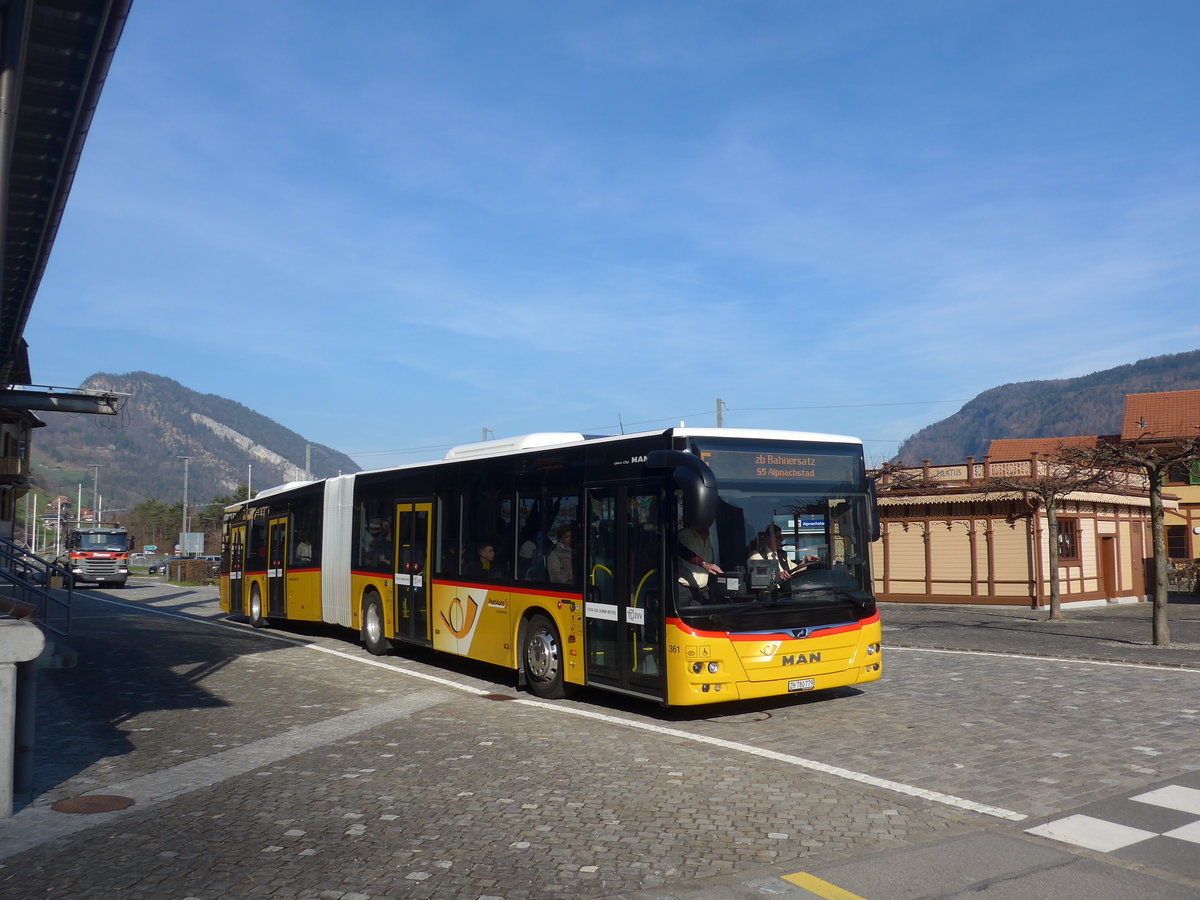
219, 428, 882, 706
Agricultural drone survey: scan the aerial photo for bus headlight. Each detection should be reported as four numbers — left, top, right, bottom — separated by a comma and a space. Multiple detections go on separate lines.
692, 662, 703, 674
707, 661, 720, 674
866, 643, 880, 655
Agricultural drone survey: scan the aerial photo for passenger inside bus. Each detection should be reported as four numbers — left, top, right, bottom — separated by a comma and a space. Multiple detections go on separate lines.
546, 526, 575, 584
366, 519, 392, 568
517, 513, 544, 579
463, 541, 501, 580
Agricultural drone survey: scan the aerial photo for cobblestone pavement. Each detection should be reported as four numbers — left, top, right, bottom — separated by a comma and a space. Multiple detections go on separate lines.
2, 584, 1198, 898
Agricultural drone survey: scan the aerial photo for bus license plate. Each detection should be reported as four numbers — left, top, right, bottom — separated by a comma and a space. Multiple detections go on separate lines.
788, 678, 815, 692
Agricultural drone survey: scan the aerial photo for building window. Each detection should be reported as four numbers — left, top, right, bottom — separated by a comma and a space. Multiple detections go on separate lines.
1057, 518, 1079, 561
1166, 462, 1200, 485
1167, 525, 1188, 560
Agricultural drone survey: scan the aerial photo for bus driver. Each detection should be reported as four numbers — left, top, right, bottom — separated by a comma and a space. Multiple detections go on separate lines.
676, 524, 723, 606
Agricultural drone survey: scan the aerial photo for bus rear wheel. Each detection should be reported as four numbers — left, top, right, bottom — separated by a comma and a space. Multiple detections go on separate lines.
249, 587, 269, 629
522, 613, 565, 699
361, 593, 390, 656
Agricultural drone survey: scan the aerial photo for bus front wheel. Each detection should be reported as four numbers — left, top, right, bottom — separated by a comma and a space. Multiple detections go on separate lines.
522, 613, 565, 699
249, 587, 269, 629
361, 593, 390, 656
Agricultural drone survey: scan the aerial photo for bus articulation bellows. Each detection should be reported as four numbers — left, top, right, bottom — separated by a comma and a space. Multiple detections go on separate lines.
219, 428, 883, 706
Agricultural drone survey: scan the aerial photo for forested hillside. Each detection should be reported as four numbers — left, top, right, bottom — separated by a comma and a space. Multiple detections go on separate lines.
30, 372, 360, 514
894, 350, 1200, 464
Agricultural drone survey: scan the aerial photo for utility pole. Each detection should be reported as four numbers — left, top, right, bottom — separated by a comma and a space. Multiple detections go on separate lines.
248, 463, 253, 500
177, 456, 191, 552
305, 444, 311, 480
716, 398, 724, 427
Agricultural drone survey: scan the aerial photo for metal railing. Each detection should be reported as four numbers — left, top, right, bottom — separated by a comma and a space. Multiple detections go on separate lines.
0, 537, 72, 635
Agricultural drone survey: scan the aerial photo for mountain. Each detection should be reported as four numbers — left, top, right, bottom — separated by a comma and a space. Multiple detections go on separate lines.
29, 372, 361, 514
894, 349, 1200, 464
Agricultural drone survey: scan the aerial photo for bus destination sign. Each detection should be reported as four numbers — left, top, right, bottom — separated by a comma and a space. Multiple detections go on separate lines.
702, 448, 858, 483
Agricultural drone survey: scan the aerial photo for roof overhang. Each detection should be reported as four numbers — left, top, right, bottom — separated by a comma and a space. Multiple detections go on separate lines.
0, 383, 127, 414
877, 489, 1169, 511
0, 0, 134, 386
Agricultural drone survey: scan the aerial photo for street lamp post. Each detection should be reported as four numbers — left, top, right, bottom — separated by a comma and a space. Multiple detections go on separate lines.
89, 464, 101, 523
177, 456, 191, 552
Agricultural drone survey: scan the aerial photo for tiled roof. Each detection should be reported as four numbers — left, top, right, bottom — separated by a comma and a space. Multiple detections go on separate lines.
985, 436, 1112, 462
1122, 390, 1200, 441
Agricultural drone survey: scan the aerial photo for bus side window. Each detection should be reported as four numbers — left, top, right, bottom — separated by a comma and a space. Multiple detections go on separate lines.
248, 518, 267, 570
291, 501, 317, 565
462, 461, 513, 581
436, 491, 461, 577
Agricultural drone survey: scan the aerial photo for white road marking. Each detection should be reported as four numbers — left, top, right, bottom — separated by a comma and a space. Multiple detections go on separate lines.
1025, 814, 1156, 852
1131, 784, 1200, 815
1162, 820, 1200, 844
88, 594, 1033, 821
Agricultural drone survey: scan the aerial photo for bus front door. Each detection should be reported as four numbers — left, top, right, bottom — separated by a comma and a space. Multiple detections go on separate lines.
228, 525, 246, 614
267, 516, 288, 618
394, 501, 432, 645
584, 484, 665, 698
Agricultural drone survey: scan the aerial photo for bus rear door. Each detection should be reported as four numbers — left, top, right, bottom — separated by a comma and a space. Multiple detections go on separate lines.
584, 484, 666, 699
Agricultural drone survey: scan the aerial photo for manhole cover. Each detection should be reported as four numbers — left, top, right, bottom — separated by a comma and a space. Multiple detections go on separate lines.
51, 794, 135, 814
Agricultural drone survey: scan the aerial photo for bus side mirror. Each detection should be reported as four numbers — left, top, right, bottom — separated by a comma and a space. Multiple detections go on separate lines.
647, 450, 719, 530
867, 477, 881, 542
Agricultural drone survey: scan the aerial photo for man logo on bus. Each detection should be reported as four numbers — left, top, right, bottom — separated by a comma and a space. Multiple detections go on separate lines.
782, 652, 821, 666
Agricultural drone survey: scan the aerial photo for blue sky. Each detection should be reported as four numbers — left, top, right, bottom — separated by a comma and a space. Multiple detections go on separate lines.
25, 1, 1200, 470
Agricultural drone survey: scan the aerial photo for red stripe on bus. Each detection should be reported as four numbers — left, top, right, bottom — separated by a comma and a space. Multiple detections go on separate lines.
667, 610, 878, 641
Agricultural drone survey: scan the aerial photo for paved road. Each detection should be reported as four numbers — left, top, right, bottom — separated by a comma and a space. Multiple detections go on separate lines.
2, 585, 1198, 898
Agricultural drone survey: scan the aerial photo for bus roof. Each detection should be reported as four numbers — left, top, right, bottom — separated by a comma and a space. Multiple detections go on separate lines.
235, 428, 865, 505
442, 428, 863, 462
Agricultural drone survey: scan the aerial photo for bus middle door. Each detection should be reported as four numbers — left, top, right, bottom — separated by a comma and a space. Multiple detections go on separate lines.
393, 501, 432, 646
584, 483, 666, 699
267, 516, 288, 619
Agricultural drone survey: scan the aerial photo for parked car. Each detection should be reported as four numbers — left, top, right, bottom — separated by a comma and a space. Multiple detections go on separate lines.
149, 555, 221, 579
148, 555, 189, 575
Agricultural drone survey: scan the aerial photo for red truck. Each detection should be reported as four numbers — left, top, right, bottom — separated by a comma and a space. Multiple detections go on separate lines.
58, 524, 134, 587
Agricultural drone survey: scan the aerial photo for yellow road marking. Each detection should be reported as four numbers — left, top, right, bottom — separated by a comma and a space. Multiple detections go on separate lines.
782, 871, 869, 900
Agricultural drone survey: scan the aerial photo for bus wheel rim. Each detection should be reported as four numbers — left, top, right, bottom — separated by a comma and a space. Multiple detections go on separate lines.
526, 627, 558, 683
365, 603, 382, 643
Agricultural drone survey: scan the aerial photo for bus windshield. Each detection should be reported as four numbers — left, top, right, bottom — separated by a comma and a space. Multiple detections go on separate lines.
679, 438, 875, 622
708, 486, 873, 601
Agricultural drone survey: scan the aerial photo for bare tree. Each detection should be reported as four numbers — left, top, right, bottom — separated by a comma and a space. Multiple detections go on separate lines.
874, 461, 955, 494
1062, 434, 1200, 646
978, 450, 1120, 622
